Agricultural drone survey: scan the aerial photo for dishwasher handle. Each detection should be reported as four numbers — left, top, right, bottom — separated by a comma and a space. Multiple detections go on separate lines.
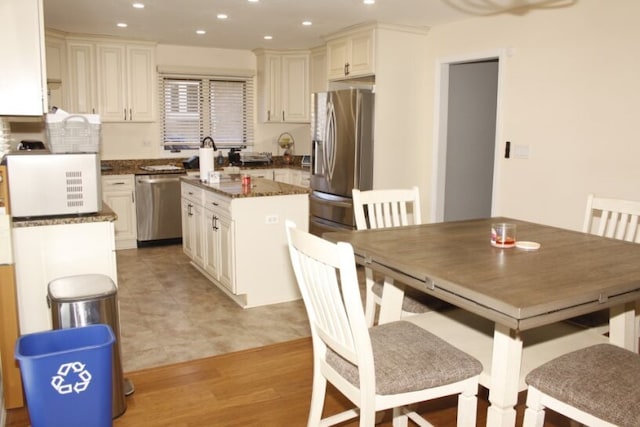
136, 174, 183, 184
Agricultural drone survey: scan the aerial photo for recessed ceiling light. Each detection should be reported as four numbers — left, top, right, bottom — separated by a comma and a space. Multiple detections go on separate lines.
117, 22, 128, 28
196, 30, 206, 35
363, 0, 375, 4
263, 35, 273, 40
302, 21, 312, 26
217, 13, 228, 20
132, 2, 144, 9
248, 0, 259, 3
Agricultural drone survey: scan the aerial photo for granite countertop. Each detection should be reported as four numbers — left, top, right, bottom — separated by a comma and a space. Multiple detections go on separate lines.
101, 156, 310, 176
12, 203, 117, 228
181, 175, 310, 198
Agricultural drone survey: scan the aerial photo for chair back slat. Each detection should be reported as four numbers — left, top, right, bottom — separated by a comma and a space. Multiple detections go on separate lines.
353, 187, 421, 230
285, 221, 371, 367
583, 193, 640, 243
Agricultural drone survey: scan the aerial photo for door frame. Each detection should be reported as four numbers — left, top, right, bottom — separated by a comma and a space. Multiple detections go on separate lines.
430, 49, 508, 222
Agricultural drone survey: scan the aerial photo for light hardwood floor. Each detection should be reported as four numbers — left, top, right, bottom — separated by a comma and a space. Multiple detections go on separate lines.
6, 336, 572, 426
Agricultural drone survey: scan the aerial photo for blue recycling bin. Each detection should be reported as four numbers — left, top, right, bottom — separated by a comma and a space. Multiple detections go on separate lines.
15, 324, 115, 427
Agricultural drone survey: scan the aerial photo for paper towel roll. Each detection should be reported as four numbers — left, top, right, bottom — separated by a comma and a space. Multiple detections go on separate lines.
199, 147, 214, 182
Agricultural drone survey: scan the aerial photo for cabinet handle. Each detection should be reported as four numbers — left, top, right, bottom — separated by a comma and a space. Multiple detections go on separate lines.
282, 111, 285, 121
131, 192, 135, 203
345, 62, 350, 76
129, 108, 132, 121
187, 203, 193, 216
124, 108, 127, 120
211, 202, 219, 207
267, 110, 271, 121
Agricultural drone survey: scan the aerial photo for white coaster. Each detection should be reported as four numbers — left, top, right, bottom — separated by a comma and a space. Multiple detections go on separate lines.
516, 241, 541, 250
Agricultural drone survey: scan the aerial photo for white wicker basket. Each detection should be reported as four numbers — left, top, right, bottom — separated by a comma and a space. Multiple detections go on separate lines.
46, 115, 100, 153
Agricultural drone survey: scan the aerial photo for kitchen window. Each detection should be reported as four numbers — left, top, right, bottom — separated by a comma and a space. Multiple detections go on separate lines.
159, 73, 254, 150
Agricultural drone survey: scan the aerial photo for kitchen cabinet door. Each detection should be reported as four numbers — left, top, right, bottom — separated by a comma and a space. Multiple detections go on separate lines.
181, 197, 204, 266
310, 47, 328, 93
281, 54, 309, 122
256, 50, 309, 123
204, 206, 235, 293
67, 41, 97, 114
216, 212, 235, 292
0, 0, 47, 116
102, 175, 137, 249
326, 28, 375, 80
97, 43, 155, 122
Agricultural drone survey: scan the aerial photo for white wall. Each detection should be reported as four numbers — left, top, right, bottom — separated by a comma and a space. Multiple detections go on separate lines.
419, 0, 640, 231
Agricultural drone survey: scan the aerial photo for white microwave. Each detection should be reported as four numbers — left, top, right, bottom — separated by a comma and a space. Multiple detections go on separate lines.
7, 152, 102, 217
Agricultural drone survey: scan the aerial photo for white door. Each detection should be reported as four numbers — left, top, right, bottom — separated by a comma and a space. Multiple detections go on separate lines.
433, 55, 502, 222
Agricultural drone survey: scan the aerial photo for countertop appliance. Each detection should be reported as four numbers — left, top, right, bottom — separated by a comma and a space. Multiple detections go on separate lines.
135, 173, 183, 246
309, 89, 374, 236
6, 152, 101, 217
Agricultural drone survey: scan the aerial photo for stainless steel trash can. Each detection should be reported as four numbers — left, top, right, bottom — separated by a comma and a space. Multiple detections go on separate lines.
47, 274, 133, 418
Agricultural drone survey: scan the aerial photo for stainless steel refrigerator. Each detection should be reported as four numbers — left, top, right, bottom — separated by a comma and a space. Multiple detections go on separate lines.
309, 89, 375, 236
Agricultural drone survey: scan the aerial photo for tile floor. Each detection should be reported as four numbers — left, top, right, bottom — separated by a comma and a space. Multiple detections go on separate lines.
115, 244, 311, 373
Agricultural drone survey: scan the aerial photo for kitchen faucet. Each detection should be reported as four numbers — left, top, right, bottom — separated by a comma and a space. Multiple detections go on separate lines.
201, 136, 217, 150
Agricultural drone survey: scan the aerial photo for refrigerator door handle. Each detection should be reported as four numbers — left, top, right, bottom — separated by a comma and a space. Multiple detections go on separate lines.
324, 100, 337, 182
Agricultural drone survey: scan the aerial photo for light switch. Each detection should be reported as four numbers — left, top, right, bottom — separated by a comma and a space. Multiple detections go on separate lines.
512, 144, 530, 159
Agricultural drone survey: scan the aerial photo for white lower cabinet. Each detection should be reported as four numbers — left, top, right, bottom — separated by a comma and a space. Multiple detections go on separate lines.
12, 220, 117, 334
203, 192, 235, 293
181, 183, 204, 266
102, 175, 137, 249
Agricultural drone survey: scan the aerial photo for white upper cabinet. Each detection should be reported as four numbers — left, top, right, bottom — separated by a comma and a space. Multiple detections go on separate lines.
97, 43, 155, 122
310, 46, 328, 93
66, 41, 97, 114
66, 37, 156, 122
0, 0, 47, 116
255, 49, 310, 123
326, 27, 375, 80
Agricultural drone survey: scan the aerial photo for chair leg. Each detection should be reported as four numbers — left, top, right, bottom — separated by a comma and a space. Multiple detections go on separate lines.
456, 390, 478, 427
522, 387, 546, 427
307, 373, 327, 427
391, 407, 409, 427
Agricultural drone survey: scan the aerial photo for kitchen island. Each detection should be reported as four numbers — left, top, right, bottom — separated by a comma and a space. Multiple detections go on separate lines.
180, 175, 309, 308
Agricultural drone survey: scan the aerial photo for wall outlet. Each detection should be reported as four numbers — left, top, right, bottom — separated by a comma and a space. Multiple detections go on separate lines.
265, 214, 279, 224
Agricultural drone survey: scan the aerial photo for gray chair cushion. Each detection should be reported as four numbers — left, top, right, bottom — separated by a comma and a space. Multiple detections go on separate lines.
372, 280, 451, 313
525, 343, 640, 427
326, 321, 482, 395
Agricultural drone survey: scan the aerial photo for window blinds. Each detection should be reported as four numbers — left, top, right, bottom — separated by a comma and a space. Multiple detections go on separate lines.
159, 74, 254, 150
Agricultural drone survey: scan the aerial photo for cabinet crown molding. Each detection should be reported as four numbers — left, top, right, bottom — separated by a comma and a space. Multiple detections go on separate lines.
323, 21, 429, 42
156, 65, 254, 78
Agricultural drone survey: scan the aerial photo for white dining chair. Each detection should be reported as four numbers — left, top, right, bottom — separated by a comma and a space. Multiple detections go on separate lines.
285, 220, 482, 427
522, 343, 640, 427
572, 193, 640, 335
352, 187, 438, 326
582, 193, 640, 242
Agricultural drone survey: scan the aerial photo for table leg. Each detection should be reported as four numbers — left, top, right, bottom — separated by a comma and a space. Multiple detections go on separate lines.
609, 302, 637, 352
486, 323, 522, 427
377, 278, 403, 325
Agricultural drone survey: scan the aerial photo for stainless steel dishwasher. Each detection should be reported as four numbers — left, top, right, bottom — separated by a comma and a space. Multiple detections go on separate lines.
135, 173, 183, 246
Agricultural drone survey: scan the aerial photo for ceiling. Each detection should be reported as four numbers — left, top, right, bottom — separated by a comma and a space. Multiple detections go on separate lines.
42, 0, 578, 51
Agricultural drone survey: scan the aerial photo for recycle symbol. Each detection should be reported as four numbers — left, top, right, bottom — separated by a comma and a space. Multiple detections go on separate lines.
51, 362, 92, 395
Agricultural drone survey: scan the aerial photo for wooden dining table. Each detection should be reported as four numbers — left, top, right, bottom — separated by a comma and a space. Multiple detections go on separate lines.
324, 217, 640, 427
